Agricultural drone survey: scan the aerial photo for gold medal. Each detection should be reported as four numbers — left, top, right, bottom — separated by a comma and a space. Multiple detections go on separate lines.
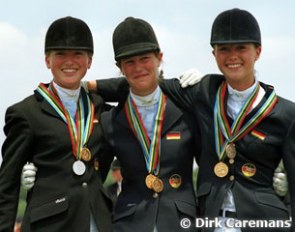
145, 174, 156, 189
152, 177, 164, 193
225, 143, 236, 159
214, 162, 229, 178
169, 174, 182, 189
81, 147, 92, 162
241, 163, 256, 177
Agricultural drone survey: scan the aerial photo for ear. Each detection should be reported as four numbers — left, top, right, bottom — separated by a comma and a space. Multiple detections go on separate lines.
87, 56, 93, 69
212, 49, 216, 57
116, 61, 124, 75
156, 52, 163, 67
45, 55, 51, 69
255, 46, 262, 61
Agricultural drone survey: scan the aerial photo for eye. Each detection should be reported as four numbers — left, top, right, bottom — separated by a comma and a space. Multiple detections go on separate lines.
141, 55, 151, 62
218, 46, 229, 52
74, 51, 84, 56
122, 59, 134, 65
55, 51, 65, 56
237, 45, 246, 50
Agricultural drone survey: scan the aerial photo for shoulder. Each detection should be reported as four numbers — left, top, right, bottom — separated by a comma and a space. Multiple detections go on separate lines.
200, 74, 225, 89
6, 94, 37, 114
276, 95, 295, 115
89, 92, 105, 106
261, 82, 295, 114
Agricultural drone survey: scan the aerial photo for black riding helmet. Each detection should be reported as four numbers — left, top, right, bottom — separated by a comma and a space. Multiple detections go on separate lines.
210, 8, 261, 46
112, 17, 160, 61
45, 16, 93, 54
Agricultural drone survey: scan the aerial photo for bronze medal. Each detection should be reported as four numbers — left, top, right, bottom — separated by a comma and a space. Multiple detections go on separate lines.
72, 160, 86, 176
152, 177, 164, 193
81, 147, 92, 162
225, 143, 236, 159
145, 174, 156, 189
241, 163, 256, 177
214, 162, 229, 178
169, 174, 182, 189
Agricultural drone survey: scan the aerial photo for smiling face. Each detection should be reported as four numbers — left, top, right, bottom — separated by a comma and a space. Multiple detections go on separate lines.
212, 43, 261, 91
45, 50, 92, 90
118, 52, 163, 96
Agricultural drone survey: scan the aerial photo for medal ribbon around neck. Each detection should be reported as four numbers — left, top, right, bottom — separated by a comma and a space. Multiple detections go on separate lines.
36, 82, 94, 160
214, 81, 278, 160
124, 92, 167, 175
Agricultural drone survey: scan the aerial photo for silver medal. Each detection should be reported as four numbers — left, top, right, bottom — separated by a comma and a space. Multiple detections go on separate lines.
72, 160, 86, 175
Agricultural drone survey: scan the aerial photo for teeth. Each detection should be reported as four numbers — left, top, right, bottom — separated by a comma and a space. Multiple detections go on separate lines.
63, 69, 76, 73
227, 64, 241, 68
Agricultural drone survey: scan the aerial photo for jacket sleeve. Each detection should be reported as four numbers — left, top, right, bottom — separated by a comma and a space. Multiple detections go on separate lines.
95, 78, 129, 102
159, 78, 200, 114
282, 118, 295, 231
0, 105, 33, 231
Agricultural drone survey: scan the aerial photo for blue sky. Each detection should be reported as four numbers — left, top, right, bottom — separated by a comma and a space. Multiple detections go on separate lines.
1, 0, 295, 163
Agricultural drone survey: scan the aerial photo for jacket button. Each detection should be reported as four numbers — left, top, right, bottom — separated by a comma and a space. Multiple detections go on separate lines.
229, 175, 235, 181
153, 193, 158, 198
82, 182, 88, 188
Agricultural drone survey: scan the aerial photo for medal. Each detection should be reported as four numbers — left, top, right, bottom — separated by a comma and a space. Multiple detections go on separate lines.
214, 162, 229, 178
81, 147, 92, 162
152, 177, 164, 193
169, 174, 182, 189
72, 160, 86, 175
145, 174, 156, 189
225, 143, 236, 159
241, 163, 256, 177
125, 93, 167, 193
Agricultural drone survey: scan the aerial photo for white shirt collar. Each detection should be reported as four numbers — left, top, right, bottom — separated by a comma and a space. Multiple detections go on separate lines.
227, 78, 258, 101
52, 81, 80, 103
130, 86, 160, 107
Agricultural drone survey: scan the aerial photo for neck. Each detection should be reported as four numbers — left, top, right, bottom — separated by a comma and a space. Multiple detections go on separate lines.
227, 78, 255, 91
53, 81, 81, 98
130, 86, 160, 106
130, 85, 158, 97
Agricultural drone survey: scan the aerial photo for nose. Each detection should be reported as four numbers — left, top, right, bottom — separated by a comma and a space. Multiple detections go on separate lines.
64, 54, 75, 65
134, 61, 144, 72
227, 49, 239, 61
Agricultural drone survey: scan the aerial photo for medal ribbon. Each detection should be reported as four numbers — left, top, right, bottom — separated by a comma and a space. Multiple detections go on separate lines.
124, 92, 166, 175
36, 82, 94, 159
214, 81, 277, 160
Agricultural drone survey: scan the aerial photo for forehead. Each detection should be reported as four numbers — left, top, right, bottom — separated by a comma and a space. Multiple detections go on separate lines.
215, 43, 258, 48
46, 49, 91, 56
121, 52, 155, 61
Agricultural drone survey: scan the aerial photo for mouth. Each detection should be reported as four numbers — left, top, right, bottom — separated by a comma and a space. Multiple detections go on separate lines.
226, 63, 242, 69
133, 73, 148, 79
62, 68, 77, 73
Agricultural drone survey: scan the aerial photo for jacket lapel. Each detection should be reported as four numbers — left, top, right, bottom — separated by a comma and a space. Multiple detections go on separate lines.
162, 98, 183, 135
34, 90, 66, 120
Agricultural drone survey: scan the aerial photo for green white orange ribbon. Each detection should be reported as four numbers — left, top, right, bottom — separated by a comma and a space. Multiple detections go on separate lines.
125, 92, 166, 175
214, 81, 277, 160
36, 82, 94, 159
